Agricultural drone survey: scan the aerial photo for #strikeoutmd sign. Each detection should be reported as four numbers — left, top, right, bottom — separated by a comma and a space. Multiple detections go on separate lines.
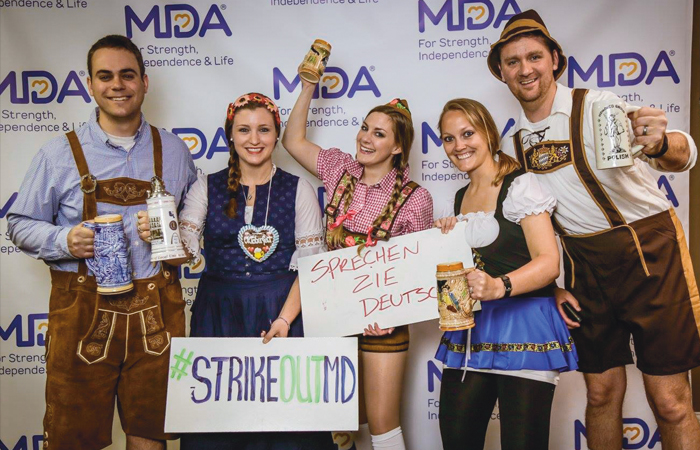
165, 337, 359, 432
299, 222, 473, 337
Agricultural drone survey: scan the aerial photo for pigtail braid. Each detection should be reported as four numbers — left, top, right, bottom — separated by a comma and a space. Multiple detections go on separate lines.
225, 151, 242, 218
326, 176, 357, 249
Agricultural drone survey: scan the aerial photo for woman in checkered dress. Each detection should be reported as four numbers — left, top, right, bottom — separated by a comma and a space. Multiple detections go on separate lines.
283, 79, 433, 450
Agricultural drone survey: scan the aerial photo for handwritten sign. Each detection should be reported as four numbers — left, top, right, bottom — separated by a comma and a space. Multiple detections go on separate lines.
165, 337, 358, 432
299, 222, 473, 337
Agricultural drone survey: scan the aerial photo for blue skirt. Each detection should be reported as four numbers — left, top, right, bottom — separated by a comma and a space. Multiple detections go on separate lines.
435, 296, 578, 372
190, 272, 304, 338
183, 271, 335, 450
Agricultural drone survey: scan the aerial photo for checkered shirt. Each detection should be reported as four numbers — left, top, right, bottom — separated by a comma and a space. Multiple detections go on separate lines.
317, 148, 433, 237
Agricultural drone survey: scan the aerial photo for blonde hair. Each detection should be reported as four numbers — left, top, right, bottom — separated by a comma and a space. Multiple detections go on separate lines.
437, 98, 520, 186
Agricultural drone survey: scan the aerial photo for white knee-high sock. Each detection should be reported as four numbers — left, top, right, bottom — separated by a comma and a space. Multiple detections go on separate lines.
371, 426, 406, 450
352, 423, 373, 450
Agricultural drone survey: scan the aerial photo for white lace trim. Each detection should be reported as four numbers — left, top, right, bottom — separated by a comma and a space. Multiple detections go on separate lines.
180, 219, 204, 265
295, 230, 324, 249
180, 219, 203, 236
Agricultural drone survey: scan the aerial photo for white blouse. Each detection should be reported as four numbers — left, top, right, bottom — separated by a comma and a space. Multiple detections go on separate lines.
178, 166, 325, 270
446, 173, 560, 384
454, 173, 557, 248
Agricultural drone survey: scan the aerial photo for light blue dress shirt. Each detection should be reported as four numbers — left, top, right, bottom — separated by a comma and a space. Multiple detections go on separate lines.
7, 108, 197, 279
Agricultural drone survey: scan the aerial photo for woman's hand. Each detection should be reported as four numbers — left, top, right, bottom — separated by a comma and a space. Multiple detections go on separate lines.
261, 318, 290, 344
466, 269, 505, 301
136, 211, 151, 242
434, 216, 458, 234
363, 322, 395, 337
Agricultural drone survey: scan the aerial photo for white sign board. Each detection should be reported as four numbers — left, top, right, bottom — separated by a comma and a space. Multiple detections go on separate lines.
165, 337, 358, 433
299, 222, 473, 337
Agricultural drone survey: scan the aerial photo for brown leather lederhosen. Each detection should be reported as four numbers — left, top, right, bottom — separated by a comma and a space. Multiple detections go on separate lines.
325, 170, 420, 352
43, 127, 185, 449
512, 89, 700, 375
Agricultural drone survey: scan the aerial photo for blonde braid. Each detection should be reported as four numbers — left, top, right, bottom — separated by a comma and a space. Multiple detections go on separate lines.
327, 176, 357, 249
225, 152, 242, 218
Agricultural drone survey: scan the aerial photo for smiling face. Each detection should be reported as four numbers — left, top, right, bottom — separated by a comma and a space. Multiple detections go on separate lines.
440, 110, 493, 174
355, 111, 402, 173
87, 48, 148, 134
498, 34, 559, 116
230, 107, 278, 171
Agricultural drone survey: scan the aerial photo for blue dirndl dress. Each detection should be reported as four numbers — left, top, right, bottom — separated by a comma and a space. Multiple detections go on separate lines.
435, 171, 578, 373
180, 168, 334, 450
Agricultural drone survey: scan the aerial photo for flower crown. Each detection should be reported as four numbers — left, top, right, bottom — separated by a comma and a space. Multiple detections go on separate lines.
226, 92, 281, 126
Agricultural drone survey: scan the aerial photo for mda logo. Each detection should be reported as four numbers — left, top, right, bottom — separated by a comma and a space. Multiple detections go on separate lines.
125, 4, 232, 38
0, 435, 44, 450
172, 127, 229, 160
0, 71, 90, 104
272, 66, 381, 100
567, 51, 679, 88
418, 0, 521, 32
0, 313, 48, 348
575, 419, 661, 449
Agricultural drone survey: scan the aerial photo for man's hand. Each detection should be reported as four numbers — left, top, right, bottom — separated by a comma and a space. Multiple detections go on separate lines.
67, 223, 94, 258
136, 211, 152, 243
555, 287, 582, 329
628, 107, 668, 156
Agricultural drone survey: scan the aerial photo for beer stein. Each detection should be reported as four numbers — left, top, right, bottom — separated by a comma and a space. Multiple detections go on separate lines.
84, 214, 134, 295
436, 262, 476, 331
298, 39, 332, 84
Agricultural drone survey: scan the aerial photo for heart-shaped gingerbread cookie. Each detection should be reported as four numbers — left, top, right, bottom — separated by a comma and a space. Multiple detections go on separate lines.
237, 225, 279, 263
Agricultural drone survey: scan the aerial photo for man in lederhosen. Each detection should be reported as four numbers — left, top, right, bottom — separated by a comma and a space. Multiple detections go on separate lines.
487, 9, 700, 450
8, 35, 197, 450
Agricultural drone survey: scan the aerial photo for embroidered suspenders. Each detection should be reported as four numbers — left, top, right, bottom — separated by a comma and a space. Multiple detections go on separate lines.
324, 170, 420, 249
512, 89, 650, 286
67, 126, 164, 278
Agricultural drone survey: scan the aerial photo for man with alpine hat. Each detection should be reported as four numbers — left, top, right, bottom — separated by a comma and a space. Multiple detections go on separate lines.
489, 9, 700, 449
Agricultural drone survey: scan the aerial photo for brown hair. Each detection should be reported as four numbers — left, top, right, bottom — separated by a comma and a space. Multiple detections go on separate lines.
87, 35, 145, 78
223, 103, 281, 218
327, 104, 415, 252
437, 98, 520, 186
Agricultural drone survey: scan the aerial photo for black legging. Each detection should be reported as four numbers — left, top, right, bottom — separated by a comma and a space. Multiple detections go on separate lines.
439, 368, 556, 450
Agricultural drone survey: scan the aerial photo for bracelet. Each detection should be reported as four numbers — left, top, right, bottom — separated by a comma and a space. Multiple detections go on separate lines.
647, 134, 669, 159
498, 274, 512, 298
276, 316, 290, 330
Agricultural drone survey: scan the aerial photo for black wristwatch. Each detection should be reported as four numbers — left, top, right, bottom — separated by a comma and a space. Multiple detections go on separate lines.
499, 274, 512, 298
647, 134, 669, 159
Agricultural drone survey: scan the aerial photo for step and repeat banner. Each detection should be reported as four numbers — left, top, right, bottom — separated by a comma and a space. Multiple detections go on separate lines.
0, 1, 694, 449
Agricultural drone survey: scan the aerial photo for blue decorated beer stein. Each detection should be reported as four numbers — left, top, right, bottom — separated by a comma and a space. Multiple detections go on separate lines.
84, 214, 134, 295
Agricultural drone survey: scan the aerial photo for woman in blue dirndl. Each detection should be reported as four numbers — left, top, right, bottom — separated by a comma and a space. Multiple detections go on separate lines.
433, 99, 578, 450
166, 93, 333, 450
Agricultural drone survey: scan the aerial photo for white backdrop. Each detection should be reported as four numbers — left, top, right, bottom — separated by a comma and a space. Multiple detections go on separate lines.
0, 1, 694, 449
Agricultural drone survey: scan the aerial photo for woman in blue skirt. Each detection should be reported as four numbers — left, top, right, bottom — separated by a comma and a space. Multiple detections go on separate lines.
140, 93, 334, 450
433, 99, 578, 450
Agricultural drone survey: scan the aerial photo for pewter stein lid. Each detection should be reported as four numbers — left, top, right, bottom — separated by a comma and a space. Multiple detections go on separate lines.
147, 176, 171, 199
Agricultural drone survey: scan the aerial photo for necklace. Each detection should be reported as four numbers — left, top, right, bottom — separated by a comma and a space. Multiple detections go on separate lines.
237, 166, 279, 263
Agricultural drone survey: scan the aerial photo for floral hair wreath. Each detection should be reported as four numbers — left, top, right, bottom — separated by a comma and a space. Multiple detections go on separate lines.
226, 92, 281, 126
387, 98, 411, 119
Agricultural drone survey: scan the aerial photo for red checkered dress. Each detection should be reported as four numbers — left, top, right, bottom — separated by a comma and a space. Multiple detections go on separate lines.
317, 148, 434, 238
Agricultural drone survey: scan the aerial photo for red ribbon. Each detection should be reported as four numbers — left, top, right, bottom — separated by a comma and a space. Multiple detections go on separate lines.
365, 226, 377, 248
328, 209, 357, 230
